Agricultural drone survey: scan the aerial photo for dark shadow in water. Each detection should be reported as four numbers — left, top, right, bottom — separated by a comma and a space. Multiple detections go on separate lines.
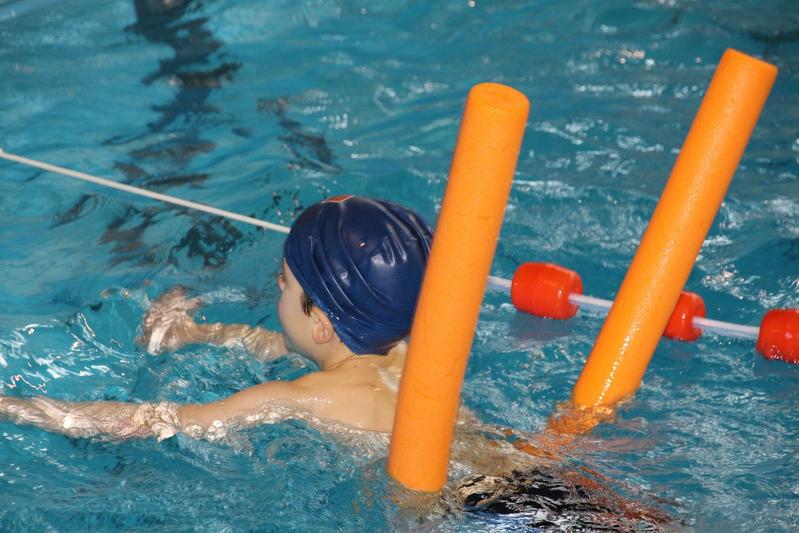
507, 312, 578, 345
52, 0, 337, 271
739, 27, 799, 59
52, 0, 239, 270
703, 10, 799, 60
258, 97, 341, 174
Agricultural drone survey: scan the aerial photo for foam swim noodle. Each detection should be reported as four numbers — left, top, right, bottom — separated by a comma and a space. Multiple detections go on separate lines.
388, 83, 529, 492
572, 49, 777, 409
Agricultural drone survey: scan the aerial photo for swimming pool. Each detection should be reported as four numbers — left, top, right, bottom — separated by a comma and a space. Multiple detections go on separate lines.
1, 0, 798, 530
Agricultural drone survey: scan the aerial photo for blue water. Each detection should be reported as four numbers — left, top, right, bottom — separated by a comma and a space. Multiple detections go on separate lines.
1, 0, 798, 530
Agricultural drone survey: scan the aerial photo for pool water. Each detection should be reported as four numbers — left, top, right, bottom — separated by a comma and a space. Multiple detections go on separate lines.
1, 0, 798, 530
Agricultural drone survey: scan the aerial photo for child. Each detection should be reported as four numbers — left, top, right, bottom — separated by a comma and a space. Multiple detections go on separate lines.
0, 195, 673, 527
0, 195, 433, 440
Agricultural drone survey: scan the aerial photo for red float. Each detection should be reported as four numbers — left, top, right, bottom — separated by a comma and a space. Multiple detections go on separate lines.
511, 262, 583, 319
663, 291, 706, 341
756, 309, 799, 364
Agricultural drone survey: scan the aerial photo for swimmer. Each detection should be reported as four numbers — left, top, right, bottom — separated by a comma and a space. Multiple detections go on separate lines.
0, 195, 431, 439
0, 194, 673, 528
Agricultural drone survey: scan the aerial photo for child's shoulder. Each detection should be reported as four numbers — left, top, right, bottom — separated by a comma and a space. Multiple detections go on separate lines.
290, 362, 398, 432
327, 341, 406, 379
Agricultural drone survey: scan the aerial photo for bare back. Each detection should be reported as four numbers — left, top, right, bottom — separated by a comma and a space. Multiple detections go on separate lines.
177, 343, 406, 435
290, 342, 405, 432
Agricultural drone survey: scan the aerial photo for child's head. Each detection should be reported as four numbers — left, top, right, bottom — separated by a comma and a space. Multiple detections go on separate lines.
281, 195, 433, 355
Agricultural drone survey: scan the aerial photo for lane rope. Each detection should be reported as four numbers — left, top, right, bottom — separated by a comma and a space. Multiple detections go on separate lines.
0, 148, 290, 234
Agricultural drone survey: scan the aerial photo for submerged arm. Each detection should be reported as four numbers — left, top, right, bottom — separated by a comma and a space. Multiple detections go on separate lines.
0, 377, 322, 442
0, 396, 181, 441
189, 322, 287, 362
138, 287, 287, 361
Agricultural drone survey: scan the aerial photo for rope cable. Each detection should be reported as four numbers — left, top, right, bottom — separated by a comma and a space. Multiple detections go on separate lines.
0, 148, 290, 234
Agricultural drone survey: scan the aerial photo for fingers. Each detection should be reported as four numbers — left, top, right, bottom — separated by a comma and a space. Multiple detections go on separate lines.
134, 334, 163, 355
158, 288, 202, 315
143, 318, 170, 355
138, 287, 204, 355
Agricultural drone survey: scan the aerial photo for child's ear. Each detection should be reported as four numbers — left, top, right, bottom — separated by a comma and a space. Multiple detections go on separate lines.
310, 307, 335, 344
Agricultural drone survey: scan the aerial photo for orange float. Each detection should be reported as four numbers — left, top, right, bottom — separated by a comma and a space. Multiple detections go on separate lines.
388, 83, 529, 492
572, 49, 777, 409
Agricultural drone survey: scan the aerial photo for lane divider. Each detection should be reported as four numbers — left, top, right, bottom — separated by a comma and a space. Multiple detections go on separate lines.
0, 148, 290, 234
495, 262, 797, 364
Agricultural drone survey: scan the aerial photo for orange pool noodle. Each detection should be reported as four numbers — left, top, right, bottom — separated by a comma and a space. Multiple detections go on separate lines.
388, 83, 529, 492
572, 49, 777, 408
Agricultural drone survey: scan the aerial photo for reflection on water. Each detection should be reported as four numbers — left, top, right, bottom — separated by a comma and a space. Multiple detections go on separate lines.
54, 0, 338, 270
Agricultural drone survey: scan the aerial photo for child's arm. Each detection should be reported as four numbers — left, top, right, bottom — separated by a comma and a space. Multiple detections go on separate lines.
0, 395, 182, 441
138, 287, 288, 361
0, 375, 325, 441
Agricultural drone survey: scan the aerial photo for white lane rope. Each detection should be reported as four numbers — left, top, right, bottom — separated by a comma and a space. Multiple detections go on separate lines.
0, 148, 290, 234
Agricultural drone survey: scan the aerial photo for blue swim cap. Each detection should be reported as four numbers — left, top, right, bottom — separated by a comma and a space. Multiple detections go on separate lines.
284, 195, 433, 355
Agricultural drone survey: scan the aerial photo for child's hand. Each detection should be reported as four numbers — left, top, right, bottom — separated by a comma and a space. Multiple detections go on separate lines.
136, 287, 202, 355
